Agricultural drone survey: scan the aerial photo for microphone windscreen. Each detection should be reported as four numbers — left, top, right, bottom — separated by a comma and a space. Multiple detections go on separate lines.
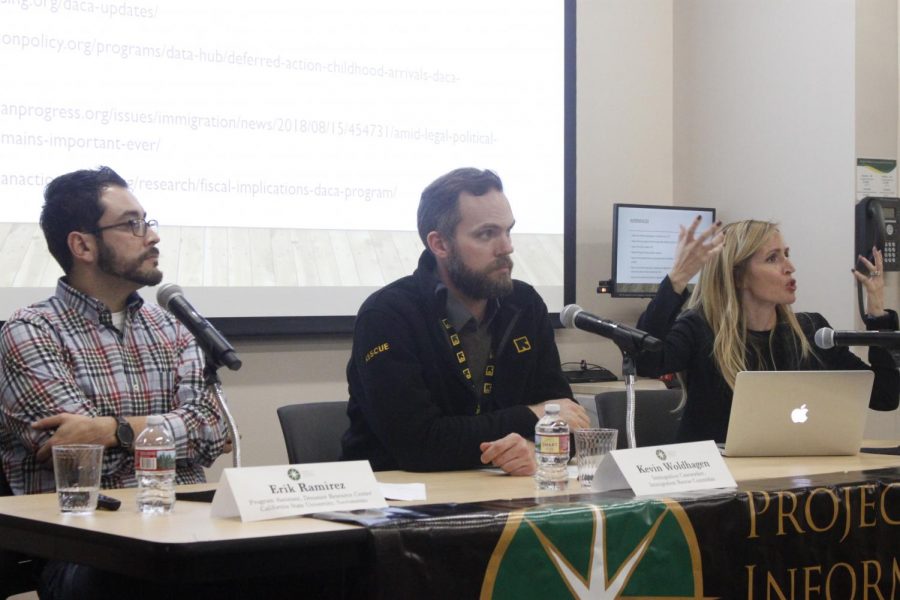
156, 283, 184, 309
814, 327, 834, 350
559, 304, 582, 329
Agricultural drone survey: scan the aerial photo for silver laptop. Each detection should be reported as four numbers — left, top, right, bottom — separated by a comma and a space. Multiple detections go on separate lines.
721, 371, 873, 457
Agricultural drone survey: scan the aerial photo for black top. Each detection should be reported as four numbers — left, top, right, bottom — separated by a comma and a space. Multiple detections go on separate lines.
635, 276, 900, 443
342, 251, 572, 471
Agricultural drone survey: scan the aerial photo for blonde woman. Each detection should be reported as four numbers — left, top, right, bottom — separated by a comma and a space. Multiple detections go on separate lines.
636, 217, 899, 443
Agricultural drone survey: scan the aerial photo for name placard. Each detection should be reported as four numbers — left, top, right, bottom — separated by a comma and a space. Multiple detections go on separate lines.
211, 460, 387, 522
593, 441, 736, 496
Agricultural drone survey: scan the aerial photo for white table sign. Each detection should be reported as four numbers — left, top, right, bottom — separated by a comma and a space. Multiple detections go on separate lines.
211, 460, 387, 522
593, 441, 736, 496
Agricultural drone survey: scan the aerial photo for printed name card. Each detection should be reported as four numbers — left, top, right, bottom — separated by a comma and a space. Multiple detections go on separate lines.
593, 441, 736, 496
211, 460, 387, 522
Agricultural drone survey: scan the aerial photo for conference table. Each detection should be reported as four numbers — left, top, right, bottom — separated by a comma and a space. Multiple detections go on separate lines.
0, 447, 898, 598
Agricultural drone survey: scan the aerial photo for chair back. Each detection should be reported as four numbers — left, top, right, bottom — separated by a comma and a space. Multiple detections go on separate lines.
0, 468, 11, 497
0, 468, 37, 598
277, 401, 350, 464
594, 389, 683, 449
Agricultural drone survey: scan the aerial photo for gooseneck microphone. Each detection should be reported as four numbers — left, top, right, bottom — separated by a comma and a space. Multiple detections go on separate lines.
560, 304, 662, 353
156, 284, 243, 371
814, 327, 900, 350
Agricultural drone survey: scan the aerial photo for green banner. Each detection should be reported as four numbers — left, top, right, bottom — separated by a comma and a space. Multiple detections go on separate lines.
339, 468, 900, 598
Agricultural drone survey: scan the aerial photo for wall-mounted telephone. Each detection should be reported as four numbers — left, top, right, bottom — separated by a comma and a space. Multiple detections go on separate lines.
855, 196, 900, 273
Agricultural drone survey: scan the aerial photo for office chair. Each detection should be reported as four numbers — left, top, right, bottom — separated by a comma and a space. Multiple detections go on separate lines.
0, 469, 37, 598
277, 401, 350, 464
594, 389, 684, 449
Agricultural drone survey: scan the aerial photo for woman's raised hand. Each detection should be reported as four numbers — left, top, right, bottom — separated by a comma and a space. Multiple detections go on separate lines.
668, 216, 724, 294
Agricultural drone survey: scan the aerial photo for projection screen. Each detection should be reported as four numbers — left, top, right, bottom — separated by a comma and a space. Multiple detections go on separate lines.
0, 0, 574, 334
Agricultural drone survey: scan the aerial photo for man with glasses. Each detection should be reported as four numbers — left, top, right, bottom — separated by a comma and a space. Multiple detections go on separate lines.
0, 166, 228, 598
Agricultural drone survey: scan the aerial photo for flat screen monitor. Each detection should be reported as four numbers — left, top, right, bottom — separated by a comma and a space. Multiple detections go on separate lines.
611, 204, 716, 298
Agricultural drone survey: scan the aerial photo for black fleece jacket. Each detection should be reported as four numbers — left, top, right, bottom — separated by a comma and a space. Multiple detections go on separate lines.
636, 276, 900, 443
341, 251, 572, 471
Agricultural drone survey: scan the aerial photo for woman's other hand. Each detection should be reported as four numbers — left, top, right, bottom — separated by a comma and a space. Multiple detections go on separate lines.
852, 247, 887, 317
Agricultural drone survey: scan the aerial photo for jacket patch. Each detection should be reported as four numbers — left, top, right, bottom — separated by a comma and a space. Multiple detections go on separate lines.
365, 342, 390, 362
513, 336, 532, 354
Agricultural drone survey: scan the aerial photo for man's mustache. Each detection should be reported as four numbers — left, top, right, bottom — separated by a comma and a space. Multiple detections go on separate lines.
491, 257, 513, 271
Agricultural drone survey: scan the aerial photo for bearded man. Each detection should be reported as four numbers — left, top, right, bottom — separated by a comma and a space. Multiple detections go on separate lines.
0, 166, 228, 597
342, 168, 587, 474
0, 166, 228, 496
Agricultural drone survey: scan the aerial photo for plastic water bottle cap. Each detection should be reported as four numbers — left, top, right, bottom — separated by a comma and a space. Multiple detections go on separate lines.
146, 415, 164, 425
545, 403, 560, 414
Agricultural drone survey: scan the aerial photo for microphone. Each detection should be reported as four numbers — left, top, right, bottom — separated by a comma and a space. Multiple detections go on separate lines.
156, 284, 242, 371
814, 327, 900, 350
560, 304, 662, 353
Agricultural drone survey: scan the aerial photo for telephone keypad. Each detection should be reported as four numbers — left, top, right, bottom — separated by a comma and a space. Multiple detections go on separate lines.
885, 240, 896, 265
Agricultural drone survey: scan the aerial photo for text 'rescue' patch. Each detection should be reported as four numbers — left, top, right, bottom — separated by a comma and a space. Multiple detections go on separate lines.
365, 342, 390, 362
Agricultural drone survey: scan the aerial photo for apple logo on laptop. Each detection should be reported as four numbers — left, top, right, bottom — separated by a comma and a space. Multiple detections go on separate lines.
790, 403, 809, 424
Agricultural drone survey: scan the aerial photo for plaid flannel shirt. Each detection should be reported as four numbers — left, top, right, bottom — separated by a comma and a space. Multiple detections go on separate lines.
0, 279, 227, 495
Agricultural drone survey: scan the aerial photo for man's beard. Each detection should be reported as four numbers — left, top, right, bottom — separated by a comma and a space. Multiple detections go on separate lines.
446, 249, 514, 300
97, 241, 163, 287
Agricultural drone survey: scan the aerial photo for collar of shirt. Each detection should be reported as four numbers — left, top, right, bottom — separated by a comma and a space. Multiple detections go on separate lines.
436, 282, 499, 331
56, 277, 145, 326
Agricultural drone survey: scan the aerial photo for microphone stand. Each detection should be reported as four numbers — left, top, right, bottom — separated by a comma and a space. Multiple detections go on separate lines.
203, 360, 242, 468
620, 351, 638, 449
608, 333, 656, 449
563, 307, 660, 449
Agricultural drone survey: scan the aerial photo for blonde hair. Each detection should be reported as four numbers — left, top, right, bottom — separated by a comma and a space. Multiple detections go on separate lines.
685, 220, 814, 390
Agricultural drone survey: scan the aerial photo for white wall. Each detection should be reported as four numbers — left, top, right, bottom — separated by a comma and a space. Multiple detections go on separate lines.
674, 0, 857, 325
207, 0, 898, 478
858, 0, 898, 161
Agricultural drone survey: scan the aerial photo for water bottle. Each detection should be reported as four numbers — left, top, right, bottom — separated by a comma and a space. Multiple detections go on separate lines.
135, 415, 176, 514
534, 403, 569, 490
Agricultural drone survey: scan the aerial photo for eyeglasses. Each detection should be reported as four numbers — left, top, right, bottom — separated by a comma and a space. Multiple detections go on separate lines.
89, 218, 158, 238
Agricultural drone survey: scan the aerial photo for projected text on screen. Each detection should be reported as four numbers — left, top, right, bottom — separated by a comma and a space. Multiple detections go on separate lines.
0, 1, 567, 321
